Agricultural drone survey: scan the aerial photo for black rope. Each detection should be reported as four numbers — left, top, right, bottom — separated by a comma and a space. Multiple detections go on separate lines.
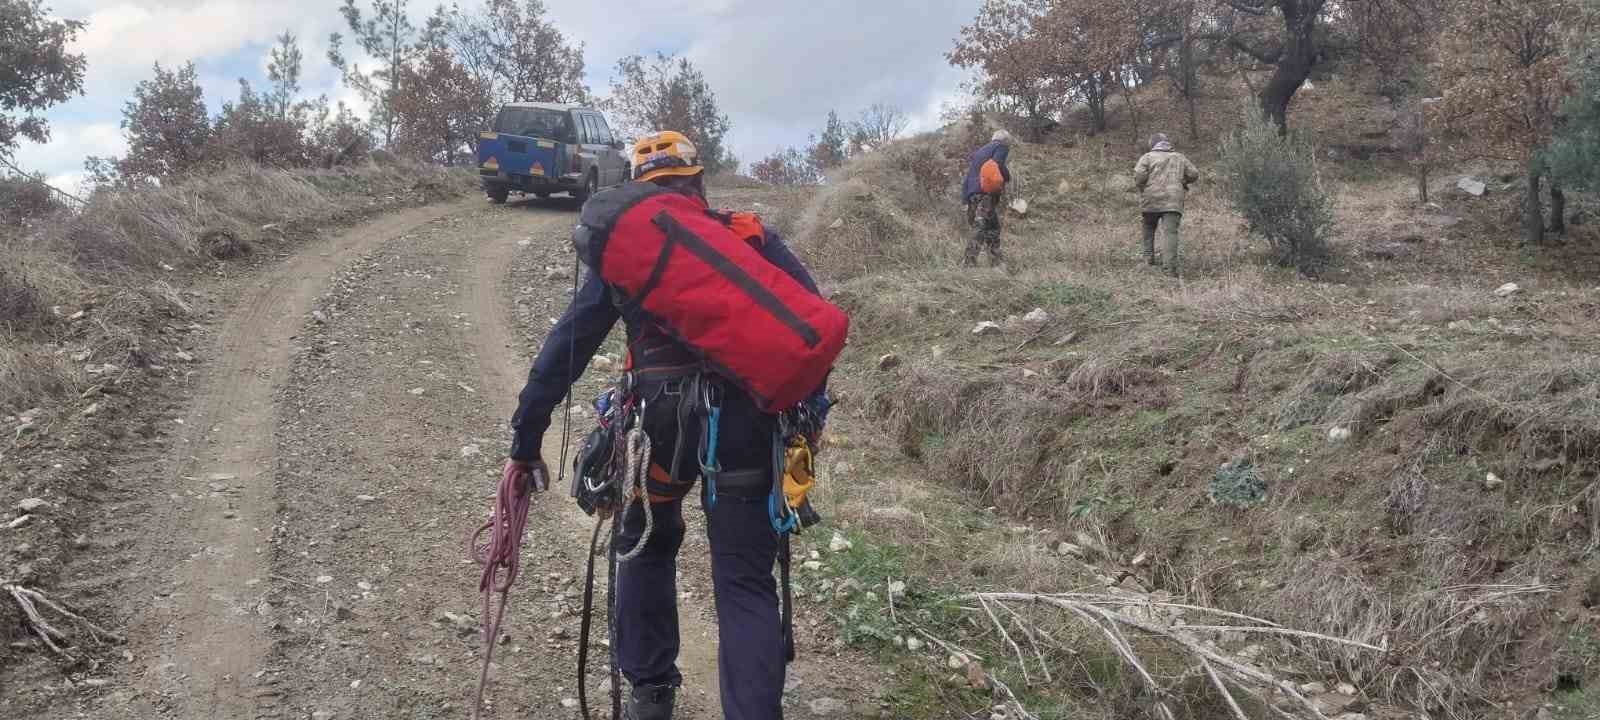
780, 532, 795, 663
577, 516, 609, 720
608, 518, 623, 720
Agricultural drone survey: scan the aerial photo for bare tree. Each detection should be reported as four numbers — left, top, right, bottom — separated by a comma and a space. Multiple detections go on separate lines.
850, 103, 909, 152
751, 147, 821, 186
442, 0, 589, 110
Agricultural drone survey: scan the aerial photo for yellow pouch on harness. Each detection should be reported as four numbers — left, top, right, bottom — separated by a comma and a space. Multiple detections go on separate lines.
782, 437, 816, 509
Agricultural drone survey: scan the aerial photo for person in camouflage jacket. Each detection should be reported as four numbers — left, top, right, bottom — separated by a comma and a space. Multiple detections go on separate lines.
1133, 133, 1200, 277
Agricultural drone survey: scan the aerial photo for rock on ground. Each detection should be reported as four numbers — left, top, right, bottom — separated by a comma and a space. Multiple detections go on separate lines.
808, 697, 848, 716
1456, 177, 1487, 196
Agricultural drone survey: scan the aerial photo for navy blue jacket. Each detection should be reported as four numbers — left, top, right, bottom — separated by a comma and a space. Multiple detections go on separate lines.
961, 140, 1012, 203
509, 227, 820, 461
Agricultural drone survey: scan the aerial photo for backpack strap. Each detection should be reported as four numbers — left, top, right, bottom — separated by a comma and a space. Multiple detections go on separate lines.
573, 181, 674, 272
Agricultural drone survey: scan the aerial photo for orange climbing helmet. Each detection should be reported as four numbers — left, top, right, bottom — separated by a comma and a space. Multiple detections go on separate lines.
631, 130, 704, 183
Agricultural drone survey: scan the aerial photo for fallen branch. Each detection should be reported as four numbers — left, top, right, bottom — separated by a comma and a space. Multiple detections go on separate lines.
978, 595, 1031, 685
1202, 656, 1250, 720
912, 624, 1037, 720
967, 591, 1387, 719
4, 580, 125, 660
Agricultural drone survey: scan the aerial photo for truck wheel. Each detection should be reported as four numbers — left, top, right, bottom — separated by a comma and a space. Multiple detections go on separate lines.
574, 173, 598, 204
487, 186, 510, 204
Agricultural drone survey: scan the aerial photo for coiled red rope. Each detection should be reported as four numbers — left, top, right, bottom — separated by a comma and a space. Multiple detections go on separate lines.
469, 461, 541, 719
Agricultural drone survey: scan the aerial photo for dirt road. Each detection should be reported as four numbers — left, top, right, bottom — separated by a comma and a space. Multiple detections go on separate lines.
30, 193, 873, 720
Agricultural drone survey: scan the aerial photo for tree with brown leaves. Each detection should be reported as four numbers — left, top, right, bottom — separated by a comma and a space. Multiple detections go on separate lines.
1034, 0, 1140, 133
390, 41, 490, 165
1433, 0, 1594, 244
604, 53, 733, 172
949, 0, 1059, 139
90, 63, 213, 185
0, 0, 86, 161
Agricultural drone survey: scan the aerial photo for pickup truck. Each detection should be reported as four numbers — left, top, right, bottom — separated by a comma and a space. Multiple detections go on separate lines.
477, 102, 629, 204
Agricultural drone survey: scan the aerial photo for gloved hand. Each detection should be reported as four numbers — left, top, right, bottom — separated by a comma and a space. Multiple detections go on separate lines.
800, 390, 835, 451
503, 458, 550, 495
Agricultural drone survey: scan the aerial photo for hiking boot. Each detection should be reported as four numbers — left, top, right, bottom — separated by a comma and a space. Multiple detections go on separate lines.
624, 683, 676, 720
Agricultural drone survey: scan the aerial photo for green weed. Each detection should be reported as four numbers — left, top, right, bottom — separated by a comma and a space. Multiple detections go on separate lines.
1028, 282, 1112, 309
1554, 689, 1597, 720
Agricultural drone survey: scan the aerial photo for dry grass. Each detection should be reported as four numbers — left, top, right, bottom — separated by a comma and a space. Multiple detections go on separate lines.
0, 160, 475, 413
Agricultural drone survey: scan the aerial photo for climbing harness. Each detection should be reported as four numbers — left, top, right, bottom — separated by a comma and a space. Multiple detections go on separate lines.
568, 373, 837, 718
574, 390, 631, 720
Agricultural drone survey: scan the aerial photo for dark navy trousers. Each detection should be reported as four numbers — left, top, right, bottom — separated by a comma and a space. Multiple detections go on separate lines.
612, 378, 784, 720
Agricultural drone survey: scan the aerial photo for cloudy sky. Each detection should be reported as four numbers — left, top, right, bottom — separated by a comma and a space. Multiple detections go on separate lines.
16, 0, 982, 189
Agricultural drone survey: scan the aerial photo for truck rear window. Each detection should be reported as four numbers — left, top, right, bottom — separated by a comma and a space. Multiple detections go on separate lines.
494, 108, 573, 142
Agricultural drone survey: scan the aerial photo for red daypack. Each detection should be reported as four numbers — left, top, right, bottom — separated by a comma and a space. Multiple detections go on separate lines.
574, 183, 849, 412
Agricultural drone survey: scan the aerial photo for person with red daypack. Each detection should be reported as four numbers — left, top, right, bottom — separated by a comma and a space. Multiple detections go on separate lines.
503, 129, 844, 720
961, 129, 1013, 267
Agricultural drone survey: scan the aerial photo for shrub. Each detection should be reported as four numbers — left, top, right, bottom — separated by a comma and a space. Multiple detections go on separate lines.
891, 145, 956, 204
1207, 459, 1266, 508
1217, 107, 1335, 276
1546, 27, 1600, 194
0, 176, 58, 225
750, 147, 821, 186
0, 262, 45, 329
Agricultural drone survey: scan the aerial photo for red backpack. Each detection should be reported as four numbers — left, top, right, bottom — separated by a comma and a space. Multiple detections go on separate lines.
574, 183, 849, 412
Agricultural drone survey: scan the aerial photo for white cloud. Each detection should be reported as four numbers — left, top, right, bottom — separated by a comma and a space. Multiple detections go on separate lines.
12, 121, 124, 176
558, 0, 981, 162
68, 2, 337, 91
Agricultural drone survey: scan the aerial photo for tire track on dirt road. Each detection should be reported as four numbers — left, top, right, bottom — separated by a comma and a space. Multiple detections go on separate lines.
115, 199, 478, 720
258, 198, 676, 720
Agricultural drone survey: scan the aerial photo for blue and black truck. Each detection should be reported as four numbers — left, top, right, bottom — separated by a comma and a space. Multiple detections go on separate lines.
476, 102, 629, 204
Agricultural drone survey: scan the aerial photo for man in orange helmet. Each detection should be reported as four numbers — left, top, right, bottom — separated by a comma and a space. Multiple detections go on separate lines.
504, 130, 829, 720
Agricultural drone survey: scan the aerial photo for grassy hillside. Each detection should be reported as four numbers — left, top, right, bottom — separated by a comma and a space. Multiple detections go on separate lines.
782, 73, 1600, 719
1, 162, 476, 411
